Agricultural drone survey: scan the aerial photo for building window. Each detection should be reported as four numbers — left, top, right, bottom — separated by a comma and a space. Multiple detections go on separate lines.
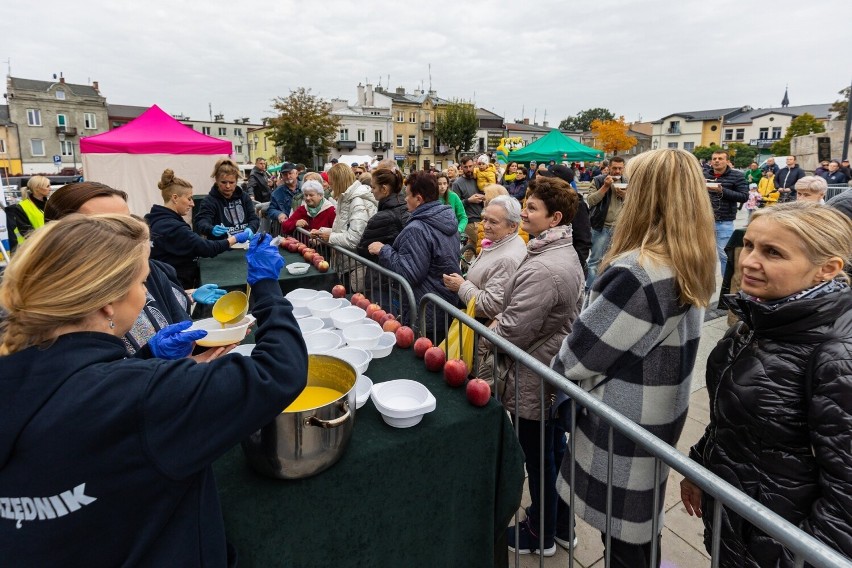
57, 114, 67, 128
771, 127, 782, 139
683, 141, 695, 151
409, 112, 416, 123
370, 111, 381, 116
408, 135, 416, 149
668, 120, 680, 134
723, 129, 733, 141
396, 111, 404, 122
422, 136, 431, 149
374, 130, 383, 142
31, 139, 45, 156
60, 140, 73, 156
357, 129, 366, 142
667, 142, 678, 149
339, 128, 349, 141
55, 90, 66, 100
202, 126, 211, 135
235, 145, 243, 154
0, 139, 6, 154
396, 135, 403, 147
735, 129, 745, 141
234, 128, 243, 137
759, 127, 769, 140
27, 109, 42, 126
83, 113, 97, 129
218, 127, 227, 136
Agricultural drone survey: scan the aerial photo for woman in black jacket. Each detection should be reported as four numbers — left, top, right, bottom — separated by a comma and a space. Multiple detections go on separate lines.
146, 169, 251, 288
681, 202, 852, 566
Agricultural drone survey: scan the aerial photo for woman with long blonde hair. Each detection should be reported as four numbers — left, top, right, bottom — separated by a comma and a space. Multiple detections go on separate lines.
548, 149, 716, 565
312, 163, 377, 250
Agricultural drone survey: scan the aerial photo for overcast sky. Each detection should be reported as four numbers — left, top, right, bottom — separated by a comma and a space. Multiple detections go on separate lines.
5, 0, 850, 126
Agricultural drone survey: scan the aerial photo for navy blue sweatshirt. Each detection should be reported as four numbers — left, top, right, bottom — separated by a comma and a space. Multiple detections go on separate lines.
195, 185, 260, 239
146, 204, 232, 288
0, 279, 307, 567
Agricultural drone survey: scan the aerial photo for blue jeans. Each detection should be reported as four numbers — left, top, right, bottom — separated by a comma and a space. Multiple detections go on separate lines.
585, 226, 614, 291
715, 221, 734, 278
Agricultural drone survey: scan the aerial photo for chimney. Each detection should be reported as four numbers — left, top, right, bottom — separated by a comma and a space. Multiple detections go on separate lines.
396, 87, 406, 95
59, 76, 65, 84
92, 81, 99, 91
366, 83, 374, 107
357, 83, 365, 106
523, 118, 529, 125
543, 121, 549, 128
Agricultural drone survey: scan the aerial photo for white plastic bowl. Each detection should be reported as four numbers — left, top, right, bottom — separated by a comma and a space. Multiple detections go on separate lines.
329, 346, 371, 375
370, 380, 436, 428
314, 290, 333, 300
292, 305, 312, 319
297, 316, 325, 336
310, 297, 344, 320
355, 375, 373, 409
370, 332, 396, 359
304, 330, 344, 354
328, 328, 347, 346
231, 344, 255, 357
186, 315, 256, 347
286, 262, 311, 275
342, 324, 384, 350
285, 288, 319, 308
330, 306, 367, 330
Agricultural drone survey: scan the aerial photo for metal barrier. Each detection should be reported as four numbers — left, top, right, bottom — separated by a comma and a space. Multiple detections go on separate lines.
418, 292, 852, 568
292, 227, 419, 331
826, 184, 851, 201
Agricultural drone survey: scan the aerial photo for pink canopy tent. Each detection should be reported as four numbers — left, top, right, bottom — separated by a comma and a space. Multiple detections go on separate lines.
80, 105, 233, 215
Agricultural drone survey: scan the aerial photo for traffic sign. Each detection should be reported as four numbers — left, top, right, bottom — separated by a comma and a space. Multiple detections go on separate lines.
53, 155, 62, 165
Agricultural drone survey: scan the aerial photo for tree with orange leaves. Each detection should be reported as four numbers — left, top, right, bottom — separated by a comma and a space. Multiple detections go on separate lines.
590, 116, 638, 156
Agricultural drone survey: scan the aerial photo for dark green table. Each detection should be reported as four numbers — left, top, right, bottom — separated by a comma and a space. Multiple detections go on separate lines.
213, 347, 525, 568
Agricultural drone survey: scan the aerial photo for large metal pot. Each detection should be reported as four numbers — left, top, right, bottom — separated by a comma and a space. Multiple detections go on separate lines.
241, 354, 357, 479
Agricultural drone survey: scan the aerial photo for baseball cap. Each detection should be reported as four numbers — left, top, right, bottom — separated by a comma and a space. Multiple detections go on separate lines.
280, 162, 296, 172
550, 164, 575, 184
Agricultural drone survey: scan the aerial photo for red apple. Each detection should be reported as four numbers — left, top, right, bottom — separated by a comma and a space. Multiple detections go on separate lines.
303, 251, 315, 263
379, 313, 395, 326
466, 378, 491, 406
413, 337, 433, 359
424, 346, 446, 372
351, 293, 365, 306
317, 261, 329, 273
287, 242, 299, 252
371, 309, 387, 323
332, 285, 347, 298
394, 326, 415, 348
443, 359, 468, 388
356, 298, 371, 311
383, 319, 401, 333
365, 303, 381, 318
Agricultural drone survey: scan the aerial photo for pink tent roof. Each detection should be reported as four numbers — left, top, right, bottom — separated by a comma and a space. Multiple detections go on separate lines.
80, 105, 233, 155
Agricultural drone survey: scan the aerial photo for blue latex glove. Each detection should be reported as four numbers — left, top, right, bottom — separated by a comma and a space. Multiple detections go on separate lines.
211, 224, 229, 237
148, 321, 207, 360
235, 228, 253, 244
246, 233, 284, 285
192, 283, 227, 305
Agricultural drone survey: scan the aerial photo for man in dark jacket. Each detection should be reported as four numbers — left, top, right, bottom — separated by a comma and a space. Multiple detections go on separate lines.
267, 163, 302, 227
452, 157, 483, 249
541, 164, 592, 276
708, 150, 749, 277
822, 160, 850, 185
246, 158, 271, 203
774, 155, 806, 201
585, 157, 626, 290
761, 156, 780, 175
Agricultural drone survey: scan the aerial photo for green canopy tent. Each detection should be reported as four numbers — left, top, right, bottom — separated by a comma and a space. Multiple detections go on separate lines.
509, 129, 604, 164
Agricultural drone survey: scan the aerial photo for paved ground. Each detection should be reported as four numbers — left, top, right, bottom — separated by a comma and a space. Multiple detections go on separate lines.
505, 209, 749, 567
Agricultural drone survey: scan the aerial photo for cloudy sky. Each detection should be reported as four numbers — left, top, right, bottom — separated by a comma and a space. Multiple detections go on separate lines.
6, 0, 850, 126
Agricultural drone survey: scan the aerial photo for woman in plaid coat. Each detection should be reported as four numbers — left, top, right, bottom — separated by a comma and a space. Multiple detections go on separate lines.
551, 149, 718, 567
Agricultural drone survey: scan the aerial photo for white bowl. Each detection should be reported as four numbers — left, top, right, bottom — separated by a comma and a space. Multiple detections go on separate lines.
370, 380, 436, 428
285, 288, 319, 308
370, 332, 396, 359
292, 305, 312, 319
329, 346, 372, 375
286, 262, 311, 275
303, 330, 344, 354
297, 316, 325, 336
328, 328, 347, 346
612, 182, 627, 190
309, 297, 344, 320
330, 306, 367, 330
185, 315, 256, 347
314, 290, 333, 300
355, 375, 373, 409
231, 343, 255, 357
342, 324, 384, 350
333, 298, 351, 310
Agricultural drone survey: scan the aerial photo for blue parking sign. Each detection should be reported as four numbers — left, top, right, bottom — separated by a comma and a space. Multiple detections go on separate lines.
53, 155, 62, 165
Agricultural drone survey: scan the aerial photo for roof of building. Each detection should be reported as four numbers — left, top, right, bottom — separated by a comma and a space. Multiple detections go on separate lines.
506, 122, 553, 133
0, 104, 10, 125
477, 108, 503, 120
652, 107, 744, 124
107, 104, 150, 119
376, 87, 451, 106
723, 103, 833, 124
8, 76, 101, 97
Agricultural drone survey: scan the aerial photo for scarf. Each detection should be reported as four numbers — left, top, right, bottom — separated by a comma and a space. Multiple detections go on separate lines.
527, 225, 572, 252
503, 172, 517, 183
306, 199, 325, 218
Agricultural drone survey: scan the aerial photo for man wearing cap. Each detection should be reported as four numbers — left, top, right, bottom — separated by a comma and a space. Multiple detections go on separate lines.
539, 164, 592, 276
527, 161, 537, 180
815, 160, 831, 178
267, 162, 303, 229
774, 155, 805, 202
585, 156, 626, 291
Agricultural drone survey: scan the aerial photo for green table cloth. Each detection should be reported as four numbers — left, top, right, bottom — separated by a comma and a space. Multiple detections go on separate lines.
213, 347, 525, 568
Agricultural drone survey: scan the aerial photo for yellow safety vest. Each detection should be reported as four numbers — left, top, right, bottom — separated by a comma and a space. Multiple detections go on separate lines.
13, 198, 46, 244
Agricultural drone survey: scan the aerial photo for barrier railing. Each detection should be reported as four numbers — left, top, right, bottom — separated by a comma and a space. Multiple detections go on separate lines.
292, 227, 419, 331
826, 184, 850, 201
418, 292, 852, 568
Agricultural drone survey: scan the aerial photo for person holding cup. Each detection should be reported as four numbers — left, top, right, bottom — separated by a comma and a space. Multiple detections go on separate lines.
585, 156, 626, 292
707, 149, 749, 278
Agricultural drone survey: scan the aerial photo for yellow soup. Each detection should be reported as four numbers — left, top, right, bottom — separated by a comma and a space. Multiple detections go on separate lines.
284, 386, 344, 413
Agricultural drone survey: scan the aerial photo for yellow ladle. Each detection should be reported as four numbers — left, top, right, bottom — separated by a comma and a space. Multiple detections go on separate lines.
212, 284, 251, 327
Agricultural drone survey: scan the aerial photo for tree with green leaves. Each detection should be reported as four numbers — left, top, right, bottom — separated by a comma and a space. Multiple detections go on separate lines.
559, 108, 615, 132
435, 100, 478, 159
692, 146, 716, 161
830, 85, 850, 121
726, 142, 759, 169
769, 113, 825, 156
268, 88, 339, 166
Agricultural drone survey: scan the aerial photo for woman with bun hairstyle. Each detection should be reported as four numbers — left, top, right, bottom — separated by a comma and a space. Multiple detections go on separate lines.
195, 158, 260, 239
146, 169, 252, 289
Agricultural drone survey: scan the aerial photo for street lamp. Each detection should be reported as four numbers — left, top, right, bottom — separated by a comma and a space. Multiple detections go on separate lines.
305, 136, 319, 171
57, 132, 77, 173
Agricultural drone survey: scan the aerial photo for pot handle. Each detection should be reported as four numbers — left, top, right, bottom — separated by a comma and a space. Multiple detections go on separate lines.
305, 400, 351, 429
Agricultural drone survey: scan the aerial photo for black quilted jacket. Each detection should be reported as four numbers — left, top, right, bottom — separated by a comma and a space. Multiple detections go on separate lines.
690, 287, 852, 567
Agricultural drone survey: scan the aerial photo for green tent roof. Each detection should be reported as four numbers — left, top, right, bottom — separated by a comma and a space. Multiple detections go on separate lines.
509, 129, 604, 163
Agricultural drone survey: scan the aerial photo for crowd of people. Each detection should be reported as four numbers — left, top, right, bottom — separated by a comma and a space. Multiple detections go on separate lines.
2, 146, 851, 567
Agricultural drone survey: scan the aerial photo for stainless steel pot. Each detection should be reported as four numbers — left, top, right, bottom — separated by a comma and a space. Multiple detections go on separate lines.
241, 354, 357, 479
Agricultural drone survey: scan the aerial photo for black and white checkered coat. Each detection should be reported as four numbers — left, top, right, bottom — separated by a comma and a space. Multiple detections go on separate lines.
552, 251, 704, 544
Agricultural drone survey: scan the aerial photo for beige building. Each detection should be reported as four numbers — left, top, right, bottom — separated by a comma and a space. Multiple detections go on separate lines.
0, 105, 22, 176
651, 107, 744, 153
372, 86, 450, 171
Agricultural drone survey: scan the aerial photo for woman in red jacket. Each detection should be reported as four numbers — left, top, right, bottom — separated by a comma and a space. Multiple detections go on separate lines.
280, 180, 336, 235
